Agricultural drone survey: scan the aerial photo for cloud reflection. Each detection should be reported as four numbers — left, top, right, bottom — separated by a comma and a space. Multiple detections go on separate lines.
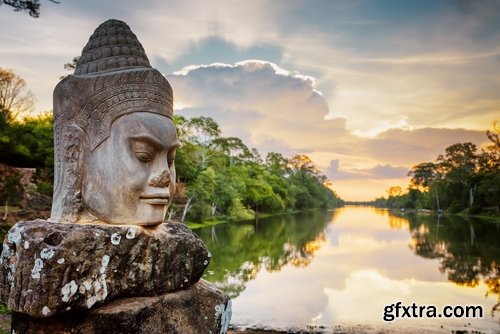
197, 207, 499, 332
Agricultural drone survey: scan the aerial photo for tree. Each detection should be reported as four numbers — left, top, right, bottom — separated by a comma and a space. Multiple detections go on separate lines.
384, 126, 499, 215
409, 162, 439, 189
265, 152, 289, 175
212, 137, 251, 166
60, 56, 80, 79
288, 154, 319, 175
244, 176, 285, 214
409, 162, 442, 211
479, 122, 500, 173
437, 143, 479, 210
0, 67, 35, 122
173, 115, 189, 143
185, 116, 221, 169
187, 167, 217, 221
387, 186, 403, 197
1, 0, 59, 18
437, 142, 478, 177
0, 113, 53, 168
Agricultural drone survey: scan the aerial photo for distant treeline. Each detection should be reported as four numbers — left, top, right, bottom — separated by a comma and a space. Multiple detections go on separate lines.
374, 126, 499, 216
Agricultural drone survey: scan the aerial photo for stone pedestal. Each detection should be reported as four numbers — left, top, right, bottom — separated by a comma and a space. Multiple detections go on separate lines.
0, 220, 231, 332
12, 279, 232, 334
0, 220, 212, 318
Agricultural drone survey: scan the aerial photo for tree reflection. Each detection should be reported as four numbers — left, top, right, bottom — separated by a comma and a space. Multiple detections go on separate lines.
193, 210, 335, 298
402, 212, 500, 315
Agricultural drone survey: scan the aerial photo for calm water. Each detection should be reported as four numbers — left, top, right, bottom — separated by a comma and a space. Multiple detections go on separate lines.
193, 206, 500, 333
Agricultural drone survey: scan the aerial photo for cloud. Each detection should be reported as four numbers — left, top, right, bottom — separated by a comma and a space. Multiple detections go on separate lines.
168, 60, 346, 153
273, 1, 500, 135
368, 164, 409, 179
326, 160, 409, 180
2, 0, 499, 137
362, 127, 490, 165
353, 47, 500, 66
168, 60, 491, 183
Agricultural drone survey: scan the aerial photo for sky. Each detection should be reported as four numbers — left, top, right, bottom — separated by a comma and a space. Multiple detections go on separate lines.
1, 0, 499, 201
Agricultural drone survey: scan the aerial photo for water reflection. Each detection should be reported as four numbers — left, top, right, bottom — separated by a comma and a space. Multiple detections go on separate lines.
193, 210, 334, 298
403, 212, 500, 316
193, 206, 499, 332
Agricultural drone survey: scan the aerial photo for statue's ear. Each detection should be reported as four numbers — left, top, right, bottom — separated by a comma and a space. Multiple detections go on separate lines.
169, 161, 177, 195
50, 124, 87, 222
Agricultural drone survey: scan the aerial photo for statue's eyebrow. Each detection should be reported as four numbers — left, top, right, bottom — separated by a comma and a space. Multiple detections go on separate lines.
129, 135, 179, 150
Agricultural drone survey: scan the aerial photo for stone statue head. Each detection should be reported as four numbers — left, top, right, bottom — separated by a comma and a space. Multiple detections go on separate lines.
50, 19, 177, 226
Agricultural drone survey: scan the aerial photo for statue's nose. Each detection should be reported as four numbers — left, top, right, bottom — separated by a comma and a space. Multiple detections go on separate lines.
148, 169, 171, 187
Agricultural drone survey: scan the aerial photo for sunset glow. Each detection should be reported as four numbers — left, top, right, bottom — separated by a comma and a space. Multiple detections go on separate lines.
1, 0, 498, 201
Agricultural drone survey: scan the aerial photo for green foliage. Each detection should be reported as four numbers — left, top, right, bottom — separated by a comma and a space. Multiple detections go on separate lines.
187, 167, 217, 221
174, 144, 200, 183
227, 197, 254, 221
36, 181, 53, 196
448, 200, 463, 214
0, 173, 23, 206
0, 303, 9, 314
179, 116, 343, 223
376, 124, 500, 217
0, 113, 54, 168
0, 112, 54, 207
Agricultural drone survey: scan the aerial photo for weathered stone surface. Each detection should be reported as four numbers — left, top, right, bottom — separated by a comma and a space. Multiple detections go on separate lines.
52, 20, 176, 226
0, 220, 211, 318
11, 279, 232, 334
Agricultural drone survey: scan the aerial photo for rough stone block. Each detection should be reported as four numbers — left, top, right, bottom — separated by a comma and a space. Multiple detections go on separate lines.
11, 279, 232, 334
0, 220, 211, 318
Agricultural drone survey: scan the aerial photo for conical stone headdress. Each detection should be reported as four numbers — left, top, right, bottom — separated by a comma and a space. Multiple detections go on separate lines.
51, 19, 174, 222
74, 19, 151, 76
55, 19, 173, 151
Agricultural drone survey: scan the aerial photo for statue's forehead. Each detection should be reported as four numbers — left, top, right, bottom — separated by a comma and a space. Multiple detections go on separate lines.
111, 112, 177, 143
63, 68, 174, 152
111, 112, 176, 135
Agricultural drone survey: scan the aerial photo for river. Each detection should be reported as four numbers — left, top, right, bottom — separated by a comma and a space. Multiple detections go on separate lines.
193, 206, 500, 333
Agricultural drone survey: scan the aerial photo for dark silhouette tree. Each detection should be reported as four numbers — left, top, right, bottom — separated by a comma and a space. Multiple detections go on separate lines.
1, 0, 59, 18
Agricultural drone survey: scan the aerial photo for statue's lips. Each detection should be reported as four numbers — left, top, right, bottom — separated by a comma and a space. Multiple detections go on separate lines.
139, 193, 170, 205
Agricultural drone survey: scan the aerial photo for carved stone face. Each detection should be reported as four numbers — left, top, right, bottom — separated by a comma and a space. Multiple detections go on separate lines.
81, 112, 178, 226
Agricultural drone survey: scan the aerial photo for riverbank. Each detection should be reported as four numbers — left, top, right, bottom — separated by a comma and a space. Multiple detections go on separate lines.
0, 315, 461, 334
229, 324, 473, 333
185, 207, 331, 229
389, 208, 500, 223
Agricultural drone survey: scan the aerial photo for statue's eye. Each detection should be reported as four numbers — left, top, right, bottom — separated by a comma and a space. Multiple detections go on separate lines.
136, 151, 152, 162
